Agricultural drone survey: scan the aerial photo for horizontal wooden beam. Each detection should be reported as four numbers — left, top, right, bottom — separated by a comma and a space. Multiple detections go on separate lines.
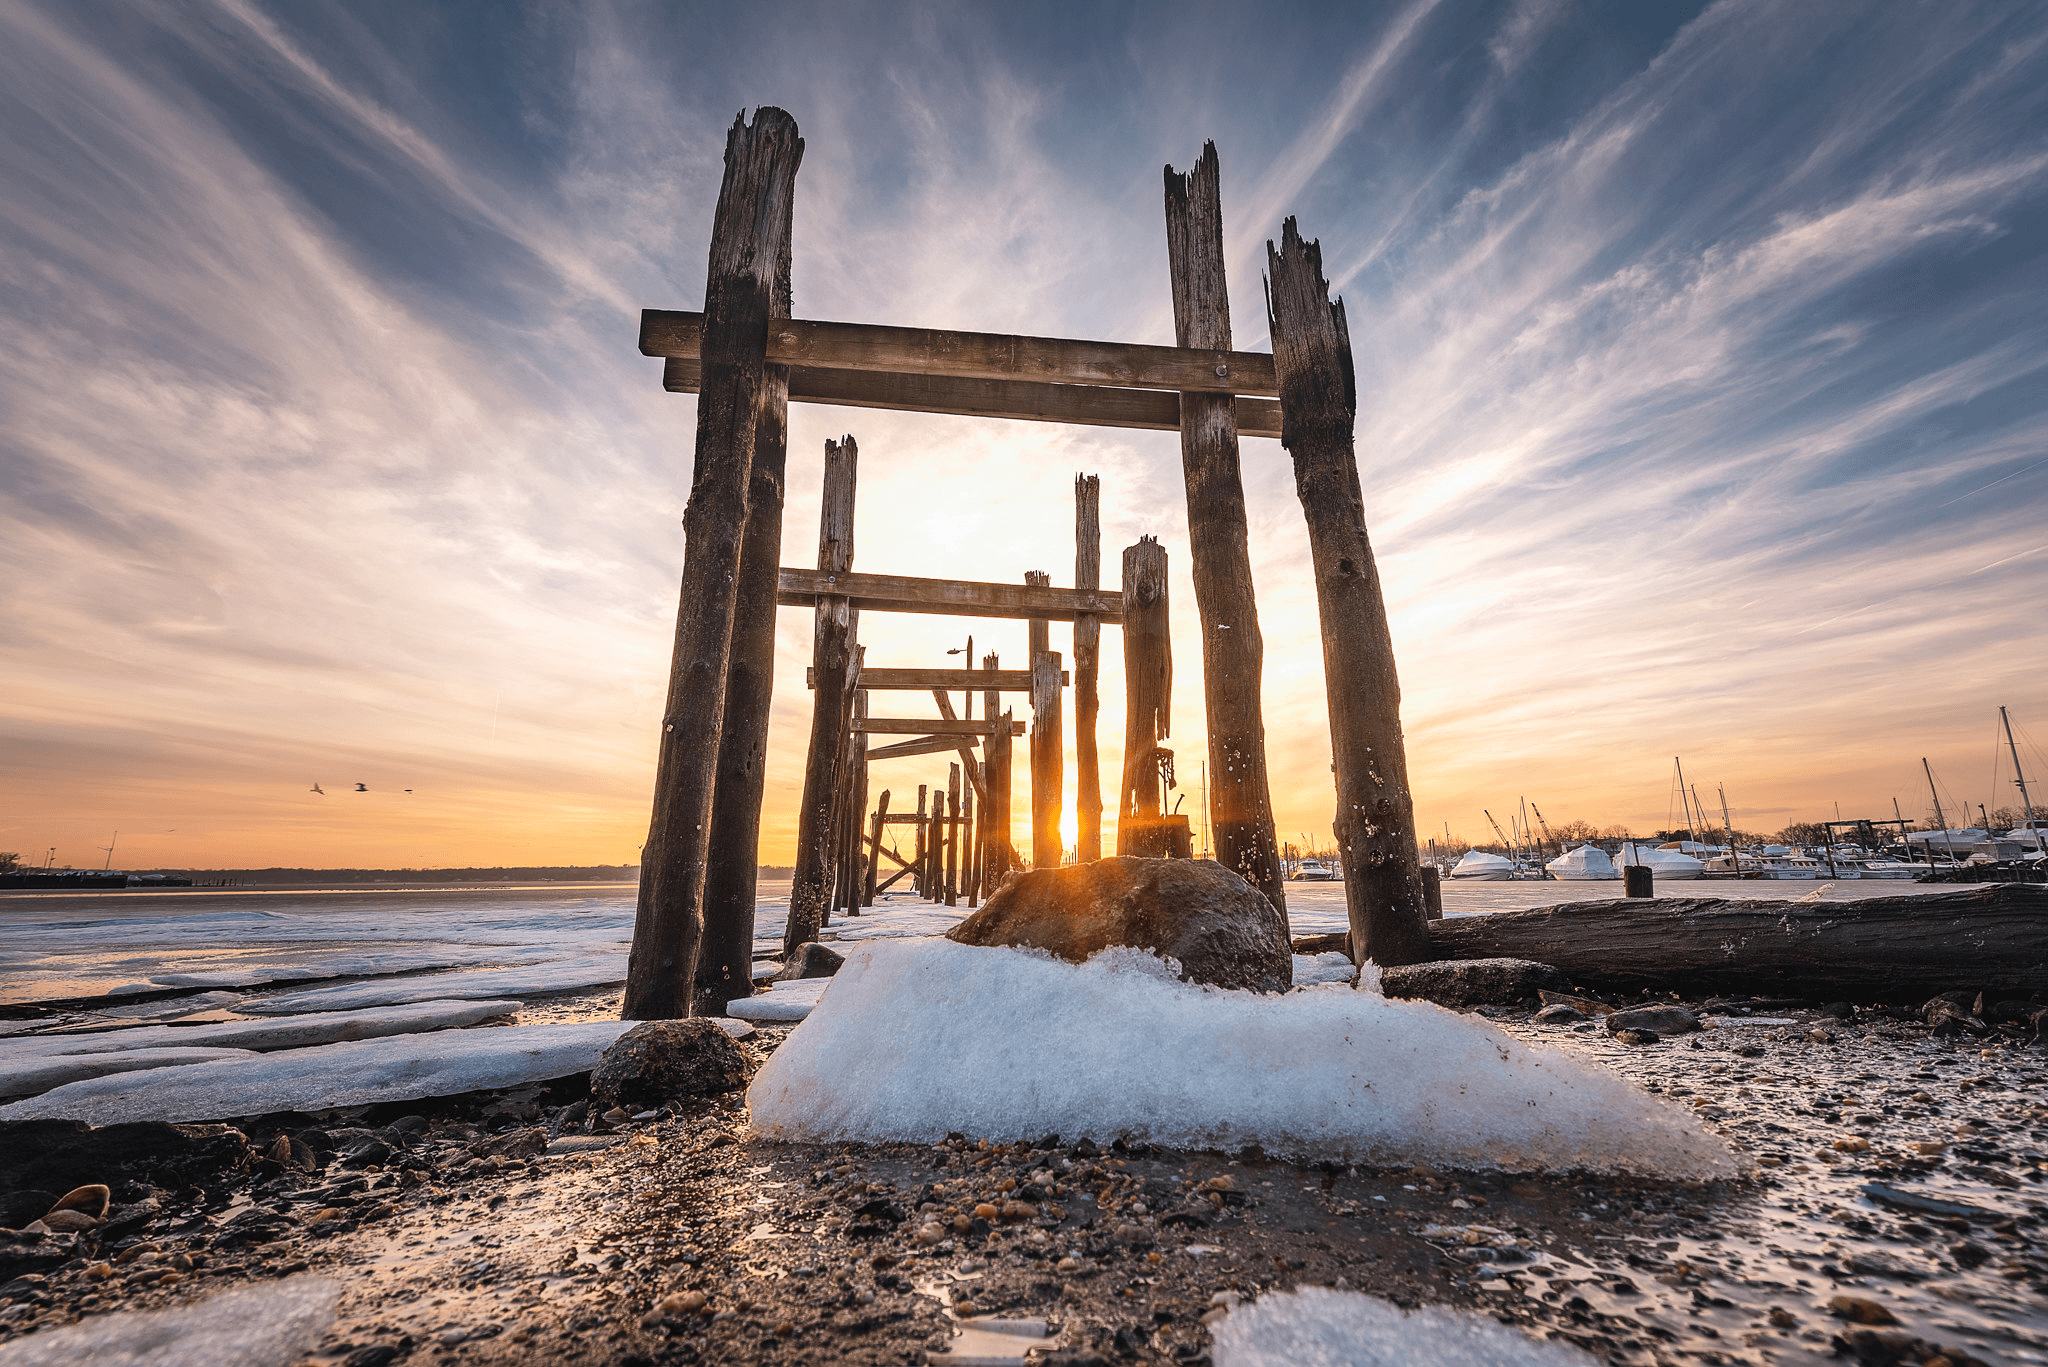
867, 735, 984, 762
806, 667, 1065, 691
664, 357, 1282, 440
856, 718, 1026, 736
641, 309, 1276, 397
779, 568, 1123, 624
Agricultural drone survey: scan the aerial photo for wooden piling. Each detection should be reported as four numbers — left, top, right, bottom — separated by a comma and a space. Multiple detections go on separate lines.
989, 707, 1017, 879
1117, 537, 1172, 857
946, 764, 962, 905
915, 785, 930, 895
963, 780, 979, 906
864, 789, 890, 905
1074, 475, 1103, 862
1164, 143, 1287, 917
1265, 217, 1428, 967
693, 159, 795, 1013
1031, 646, 1065, 869
626, 107, 804, 1020
785, 436, 861, 955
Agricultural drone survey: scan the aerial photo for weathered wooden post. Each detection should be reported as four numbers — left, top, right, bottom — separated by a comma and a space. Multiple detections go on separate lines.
834, 691, 870, 918
1164, 143, 1287, 917
1117, 537, 1172, 857
626, 108, 803, 1020
945, 764, 962, 905
963, 780, 979, 906
1265, 217, 1429, 967
980, 655, 1009, 883
1031, 646, 1065, 869
913, 785, 929, 896
1074, 475, 1103, 862
785, 436, 860, 955
863, 789, 891, 905
692, 133, 796, 1014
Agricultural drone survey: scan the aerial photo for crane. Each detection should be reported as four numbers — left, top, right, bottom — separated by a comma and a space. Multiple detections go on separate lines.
1529, 801, 1561, 859
1482, 808, 1513, 855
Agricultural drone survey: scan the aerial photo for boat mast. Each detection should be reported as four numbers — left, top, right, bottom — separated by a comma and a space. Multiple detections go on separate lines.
2001, 706, 2040, 838
1718, 786, 1736, 870
1674, 757, 1698, 845
1922, 757, 1959, 866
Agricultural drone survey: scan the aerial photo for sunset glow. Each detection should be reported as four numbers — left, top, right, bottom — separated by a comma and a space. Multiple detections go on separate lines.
4, 2, 2045, 870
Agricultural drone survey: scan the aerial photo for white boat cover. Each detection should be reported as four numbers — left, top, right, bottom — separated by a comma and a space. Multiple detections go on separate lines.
1614, 842, 1706, 879
1546, 844, 1620, 880
1449, 851, 1515, 880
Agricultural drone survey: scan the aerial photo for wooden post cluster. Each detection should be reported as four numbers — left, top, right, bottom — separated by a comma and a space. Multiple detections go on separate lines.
1164, 143, 1288, 921
631, 117, 1435, 1016
1265, 218, 1429, 967
625, 108, 802, 1021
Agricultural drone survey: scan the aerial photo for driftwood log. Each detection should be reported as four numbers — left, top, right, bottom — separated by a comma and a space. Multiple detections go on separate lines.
1424, 886, 2048, 999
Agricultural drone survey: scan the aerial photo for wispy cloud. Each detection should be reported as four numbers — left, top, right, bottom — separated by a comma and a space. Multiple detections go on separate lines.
2, 0, 2044, 867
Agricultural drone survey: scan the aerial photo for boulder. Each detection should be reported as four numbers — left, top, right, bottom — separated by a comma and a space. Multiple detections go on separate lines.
1379, 958, 1568, 1008
775, 942, 845, 981
1532, 1002, 1587, 1026
0, 1120, 250, 1202
591, 1020, 753, 1110
1604, 1005, 1702, 1037
944, 856, 1290, 993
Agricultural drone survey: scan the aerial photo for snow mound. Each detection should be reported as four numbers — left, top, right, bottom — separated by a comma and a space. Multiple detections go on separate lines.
1, 1000, 522, 1058
0, 1022, 633, 1125
0, 1275, 336, 1367
239, 957, 625, 1013
0, 1047, 257, 1099
747, 941, 1737, 1177
1210, 1287, 1596, 1366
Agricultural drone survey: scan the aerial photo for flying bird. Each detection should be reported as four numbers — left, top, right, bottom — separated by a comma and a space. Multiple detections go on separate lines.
310, 783, 324, 795
354, 783, 368, 792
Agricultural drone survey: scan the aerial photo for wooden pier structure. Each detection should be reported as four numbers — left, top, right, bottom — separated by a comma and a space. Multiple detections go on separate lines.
625, 109, 1427, 1019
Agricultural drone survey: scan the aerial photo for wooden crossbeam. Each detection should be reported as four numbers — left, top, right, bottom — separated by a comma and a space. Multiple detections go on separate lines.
642, 310, 1277, 396
664, 357, 1282, 440
778, 568, 1123, 623
807, 666, 1062, 691
867, 735, 982, 762
857, 718, 1025, 736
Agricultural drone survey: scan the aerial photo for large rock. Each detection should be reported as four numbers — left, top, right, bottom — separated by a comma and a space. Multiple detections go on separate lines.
1604, 1004, 1702, 1037
943, 856, 1291, 993
590, 1021, 753, 1110
1380, 958, 1568, 1008
775, 942, 845, 982
0, 1119, 252, 1202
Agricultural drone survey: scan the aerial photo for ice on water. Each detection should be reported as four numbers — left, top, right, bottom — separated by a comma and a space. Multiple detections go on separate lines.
238, 958, 627, 1014
1, 1000, 523, 1058
0, 1276, 336, 1367
1210, 1287, 1597, 1366
0, 1022, 634, 1125
0, 1047, 258, 1099
749, 940, 1738, 1177
726, 977, 832, 1021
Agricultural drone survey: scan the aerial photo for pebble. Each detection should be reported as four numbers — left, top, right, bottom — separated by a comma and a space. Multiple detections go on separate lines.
1827, 1294, 1899, 1326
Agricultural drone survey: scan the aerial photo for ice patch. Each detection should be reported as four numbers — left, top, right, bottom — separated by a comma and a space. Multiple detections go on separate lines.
1292, 952, 1356, 986
747, 941, 1738, 1177
0, 1021, 634, 1125
1209, 1286, 1597, 1366
0, 1047, 258, 1099
727, 977, 831, 1022
238, 958, 626, 1013
0, 1275, 336, 1367
0, 1000, 522, 1058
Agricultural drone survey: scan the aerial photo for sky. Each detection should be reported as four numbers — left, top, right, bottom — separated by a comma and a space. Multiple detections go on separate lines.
3, 0, 2046, 871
